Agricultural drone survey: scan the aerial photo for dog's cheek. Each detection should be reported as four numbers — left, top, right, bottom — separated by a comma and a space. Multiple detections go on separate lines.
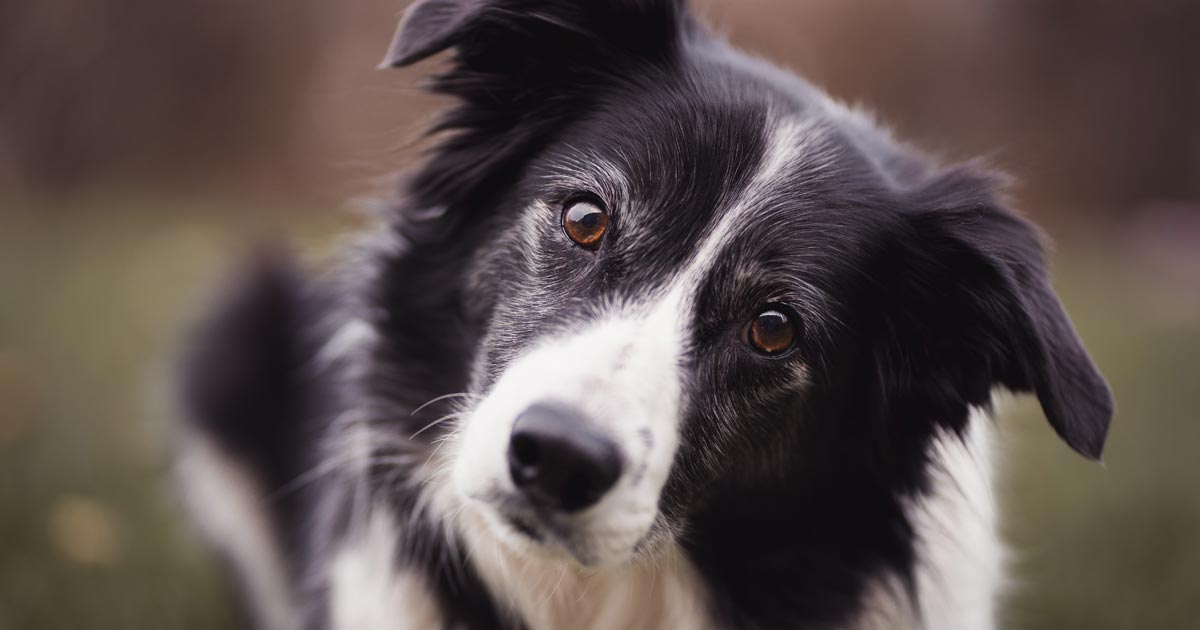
673, 394, 808, 500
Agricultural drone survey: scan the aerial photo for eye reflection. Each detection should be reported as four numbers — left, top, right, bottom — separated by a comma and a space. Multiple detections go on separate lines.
748, 307, 797, 355
562, 199, 609, 249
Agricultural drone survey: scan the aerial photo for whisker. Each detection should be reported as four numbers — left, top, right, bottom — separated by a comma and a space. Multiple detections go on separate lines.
411, 392, 476, 417
272, 447, 418, 500
542, 564, 569, 605
272, 458, 345, 500
409, 411, 465, 439
421, 430, 461, 475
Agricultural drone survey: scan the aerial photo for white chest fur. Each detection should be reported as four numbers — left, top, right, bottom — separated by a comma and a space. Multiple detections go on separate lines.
325, 414, 998, 630
857, 414, 1002, 630
459, 512, 713, 630
329, 509, 444, 630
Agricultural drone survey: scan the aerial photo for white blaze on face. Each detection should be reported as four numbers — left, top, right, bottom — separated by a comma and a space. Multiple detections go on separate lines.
449, 115, 824, 566
452, 293, 686, 565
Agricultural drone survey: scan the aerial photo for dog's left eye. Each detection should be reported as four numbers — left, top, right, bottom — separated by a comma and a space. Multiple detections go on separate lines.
747, 306, 797, 356
562, 197, 609, 249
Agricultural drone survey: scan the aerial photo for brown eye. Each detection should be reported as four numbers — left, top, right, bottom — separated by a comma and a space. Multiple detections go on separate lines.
562, 198, 609, 248
748, 307, 797, 355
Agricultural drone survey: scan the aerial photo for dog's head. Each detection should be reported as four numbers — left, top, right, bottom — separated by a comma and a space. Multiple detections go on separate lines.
383, 0, 1112, 568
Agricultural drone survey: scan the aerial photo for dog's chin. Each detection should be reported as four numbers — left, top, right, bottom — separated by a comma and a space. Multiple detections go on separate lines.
466, 500, 649, 569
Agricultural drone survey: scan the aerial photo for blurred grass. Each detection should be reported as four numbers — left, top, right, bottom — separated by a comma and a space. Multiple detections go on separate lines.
0, 204, 241, 629
0, 200, 349, 630
0, 199, 1197, 629
999, 245, 1200, 629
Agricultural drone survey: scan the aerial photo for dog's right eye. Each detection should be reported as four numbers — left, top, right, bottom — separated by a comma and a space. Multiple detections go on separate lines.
747, 306, 798, 356
562, 197, 609, 249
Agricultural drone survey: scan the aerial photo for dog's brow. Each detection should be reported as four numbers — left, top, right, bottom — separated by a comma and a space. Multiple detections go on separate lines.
667, 116, 829, 302
542, 148, 631, 203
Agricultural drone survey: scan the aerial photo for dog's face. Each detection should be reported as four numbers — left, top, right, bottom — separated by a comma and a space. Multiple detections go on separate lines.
454, 90, 836, 565
384, 0, 1113, 568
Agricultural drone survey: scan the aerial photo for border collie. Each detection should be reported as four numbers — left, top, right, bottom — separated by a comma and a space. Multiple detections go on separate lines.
174, 1, 1114, 628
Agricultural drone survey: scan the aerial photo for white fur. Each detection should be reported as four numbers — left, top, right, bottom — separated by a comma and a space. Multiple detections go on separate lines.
176, 430, 299, 630
461, 506, 711, 630
329, 507, 444, 630
913, 408, 1002, 630
681, 116, 831, 286
452, 305, 685, 566
856, 408, 1002, 630
317, 318, 378, 368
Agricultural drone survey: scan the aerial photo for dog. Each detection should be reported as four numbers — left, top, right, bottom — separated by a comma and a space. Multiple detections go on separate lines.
173, 1, 1114, 629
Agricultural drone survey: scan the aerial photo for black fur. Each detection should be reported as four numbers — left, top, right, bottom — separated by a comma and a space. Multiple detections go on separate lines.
177, 1, 1113, 628
177, 252, 324, 564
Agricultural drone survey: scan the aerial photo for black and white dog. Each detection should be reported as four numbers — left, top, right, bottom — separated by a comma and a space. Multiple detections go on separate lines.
175, 1, 1114, 628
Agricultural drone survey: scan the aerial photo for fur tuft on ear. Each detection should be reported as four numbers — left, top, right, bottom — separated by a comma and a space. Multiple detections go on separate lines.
383, 0, 692, 69
893, 166, 1113, 460
378, 0, 695, 234
383, 0, 481, 68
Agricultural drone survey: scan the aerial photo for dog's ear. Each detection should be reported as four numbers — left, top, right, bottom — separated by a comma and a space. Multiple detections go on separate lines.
383, 0, 691, 68
379, 0, 694, 224
886, 166, 1113, 460
383, 0, 480, 67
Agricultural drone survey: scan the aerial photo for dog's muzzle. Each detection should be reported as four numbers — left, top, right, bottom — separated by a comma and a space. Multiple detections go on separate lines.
453, 312, 685, 565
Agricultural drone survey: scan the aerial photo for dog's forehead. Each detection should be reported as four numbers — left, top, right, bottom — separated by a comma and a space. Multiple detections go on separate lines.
534, 81, 880, 296
538, 95, 768, 272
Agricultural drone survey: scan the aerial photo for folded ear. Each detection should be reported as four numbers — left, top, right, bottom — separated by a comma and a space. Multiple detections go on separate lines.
379, 0, 694, 222
383, 0, 691, 68
383, 0, 481, 67
895, 166, 1113, 460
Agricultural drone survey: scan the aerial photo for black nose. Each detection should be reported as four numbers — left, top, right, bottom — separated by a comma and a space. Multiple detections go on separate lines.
507, 403, 622, 513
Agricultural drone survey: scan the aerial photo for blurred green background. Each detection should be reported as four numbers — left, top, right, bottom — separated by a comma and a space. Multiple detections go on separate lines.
1, 0, 1197, 628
